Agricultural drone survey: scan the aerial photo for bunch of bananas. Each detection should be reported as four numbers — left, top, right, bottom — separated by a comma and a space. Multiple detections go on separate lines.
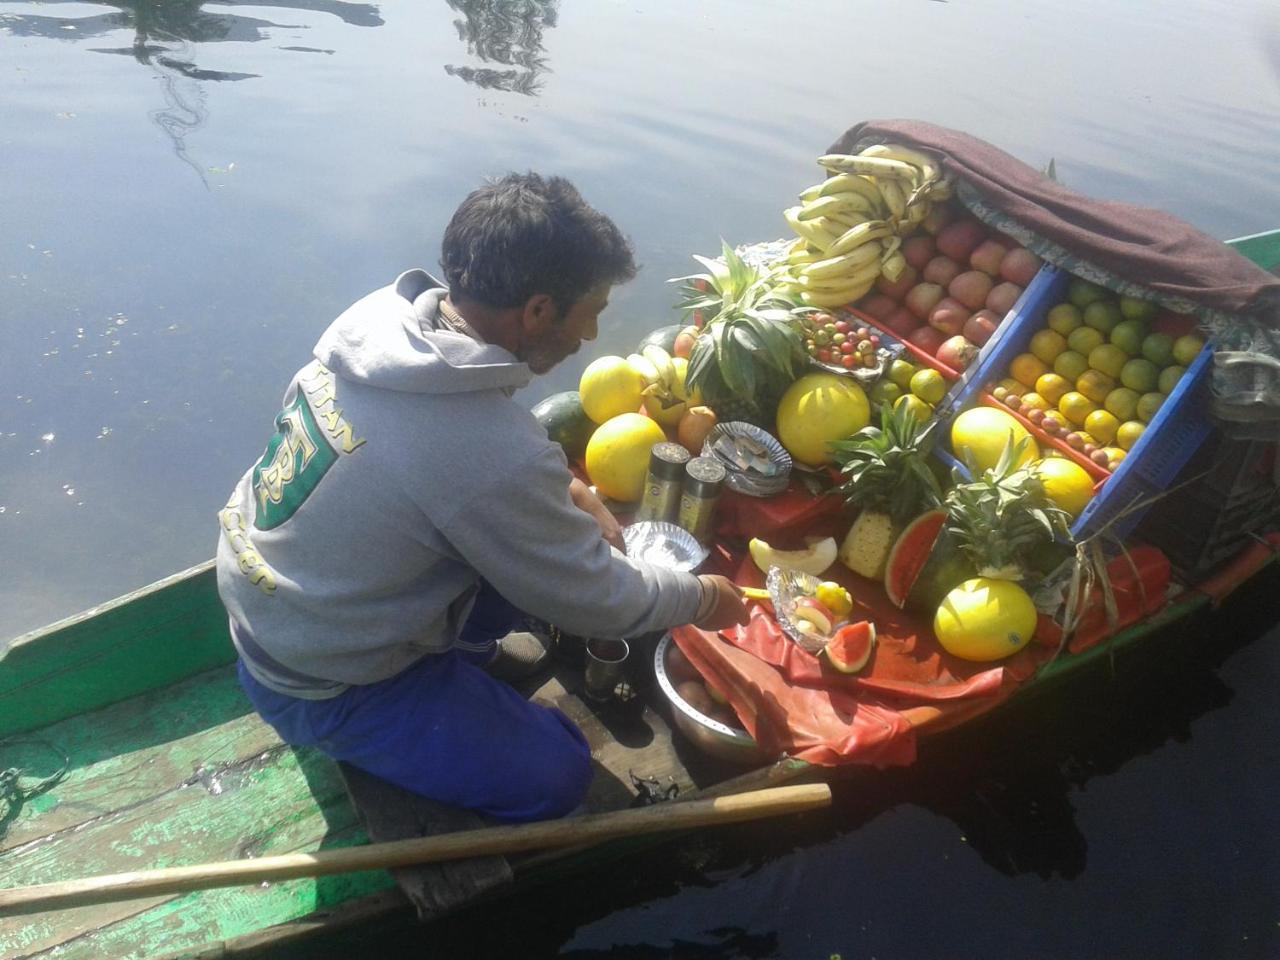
777, 143, 954, 309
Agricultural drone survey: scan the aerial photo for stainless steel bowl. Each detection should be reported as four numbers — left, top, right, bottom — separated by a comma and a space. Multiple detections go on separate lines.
652, 634, 775, 765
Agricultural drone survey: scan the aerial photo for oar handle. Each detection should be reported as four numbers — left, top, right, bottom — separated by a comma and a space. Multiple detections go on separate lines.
0, 783, 831, 916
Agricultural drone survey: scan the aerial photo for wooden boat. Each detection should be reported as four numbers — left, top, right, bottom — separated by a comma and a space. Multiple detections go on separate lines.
1, 231, 1276, 959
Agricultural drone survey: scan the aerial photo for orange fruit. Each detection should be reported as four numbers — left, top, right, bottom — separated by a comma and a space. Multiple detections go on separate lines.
1029, 329, 1068, 365
1076, 369, 1116, 404
1009, 353, 1050, 388
1053, 350, 1090, 382
998, 377, 1027, 397
1059, 391, 1097, 426
1019, 392, 1050, 412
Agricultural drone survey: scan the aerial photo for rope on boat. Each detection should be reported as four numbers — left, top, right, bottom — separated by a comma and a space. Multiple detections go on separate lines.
0, 737, 69, 839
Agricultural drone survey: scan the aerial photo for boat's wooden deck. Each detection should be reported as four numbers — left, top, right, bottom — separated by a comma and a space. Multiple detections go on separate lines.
0, 650, 787, 960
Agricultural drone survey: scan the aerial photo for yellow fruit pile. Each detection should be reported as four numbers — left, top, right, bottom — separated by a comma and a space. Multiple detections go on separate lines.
990, 278, 1204, 472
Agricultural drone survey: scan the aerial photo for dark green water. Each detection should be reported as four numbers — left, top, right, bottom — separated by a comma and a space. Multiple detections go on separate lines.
3, 0, 1279, 956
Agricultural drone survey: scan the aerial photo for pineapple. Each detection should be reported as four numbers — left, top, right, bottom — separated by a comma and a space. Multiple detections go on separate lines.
946, 436, 1072, 580
832, 402, 943, 578
672, 242, 805, 426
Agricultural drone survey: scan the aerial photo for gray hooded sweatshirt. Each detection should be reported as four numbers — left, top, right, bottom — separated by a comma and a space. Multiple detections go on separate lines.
216, 269, 703, 697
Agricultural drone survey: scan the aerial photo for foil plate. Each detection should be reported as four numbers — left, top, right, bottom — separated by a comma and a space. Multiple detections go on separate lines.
765, 565, 828, 654
622, 521, 708, 572
702, 422, 792, 497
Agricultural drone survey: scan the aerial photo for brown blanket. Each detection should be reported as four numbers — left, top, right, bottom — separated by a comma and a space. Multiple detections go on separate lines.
828, 120, 1280, 325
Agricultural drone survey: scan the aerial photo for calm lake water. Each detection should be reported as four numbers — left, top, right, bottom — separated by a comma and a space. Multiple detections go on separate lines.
4, 0, 1280, 956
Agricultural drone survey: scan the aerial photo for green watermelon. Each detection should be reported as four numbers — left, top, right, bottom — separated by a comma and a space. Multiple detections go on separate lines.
637, 324, 683, 355
883, 510, 975, 612
531, 391, 595, 462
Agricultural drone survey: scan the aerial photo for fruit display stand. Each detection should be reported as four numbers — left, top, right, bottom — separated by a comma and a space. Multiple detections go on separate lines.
935, 264, 1215, 540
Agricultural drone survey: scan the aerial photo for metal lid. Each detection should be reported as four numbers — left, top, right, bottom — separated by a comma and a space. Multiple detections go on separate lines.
683, 456, 726, 497
648, 442, 691, 481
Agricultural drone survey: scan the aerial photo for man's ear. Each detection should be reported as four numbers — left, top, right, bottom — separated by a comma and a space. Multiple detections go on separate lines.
520, 293, 558, 335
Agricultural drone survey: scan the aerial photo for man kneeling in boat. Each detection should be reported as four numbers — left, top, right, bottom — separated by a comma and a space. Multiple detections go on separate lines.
215, 173, 747, 823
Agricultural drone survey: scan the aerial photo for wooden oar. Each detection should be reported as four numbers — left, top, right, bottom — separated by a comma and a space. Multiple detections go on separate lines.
0, 783, 831, 916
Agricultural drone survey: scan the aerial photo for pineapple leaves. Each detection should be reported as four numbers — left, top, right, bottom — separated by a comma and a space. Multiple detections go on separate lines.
944, 434, 1071, 579
832, 402, 942, 526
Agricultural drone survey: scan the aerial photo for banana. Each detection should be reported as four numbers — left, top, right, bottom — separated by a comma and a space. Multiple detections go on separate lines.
798, 240, 884, 281
799, 183, 824, 203
798, 192, 879, 223
859, 143, 942, 184
642, 344, 677, 391
928, 177, 955, 201
878, 236, 902, 265
900, 200, 931, 234
878, 179, 906, 222
817, 154, 920, 184
827, 219, 894, 258
817, 173, 888, 209
784, 206, 836, 252
787, 244, 823, 266
880, 251, 907, 284
800, 280, 876, 309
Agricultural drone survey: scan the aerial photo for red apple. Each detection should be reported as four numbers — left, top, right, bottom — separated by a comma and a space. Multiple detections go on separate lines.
904, 282, 945, 321
936, 335, 978, 371
948, 270, 994, 311
883, 306, 920, 337
857, 293, 897, 322
928, 297, 971, 336
875, 263, 918, 301
902, 235, 937, 271
935, 220, 987, 262
907, 325, 947, 355
999, 247, 1042, 286
969, 239, 1009, 276
963, 309, 1001, 346
922, 256, 961, 287
985, 281, 1023, 316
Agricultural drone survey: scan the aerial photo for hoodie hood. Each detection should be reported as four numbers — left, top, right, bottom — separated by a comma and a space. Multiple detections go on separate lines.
313, 269, 533, 395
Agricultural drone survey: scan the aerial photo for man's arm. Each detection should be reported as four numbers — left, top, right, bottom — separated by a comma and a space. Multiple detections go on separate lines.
568, 476, 625, 553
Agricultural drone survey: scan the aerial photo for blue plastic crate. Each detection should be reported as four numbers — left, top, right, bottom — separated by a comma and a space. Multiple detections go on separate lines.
932, 263, 1215, 541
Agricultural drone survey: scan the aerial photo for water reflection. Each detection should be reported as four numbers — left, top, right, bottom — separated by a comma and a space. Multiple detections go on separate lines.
1, 0, 382, 179
443, 0, 557, 95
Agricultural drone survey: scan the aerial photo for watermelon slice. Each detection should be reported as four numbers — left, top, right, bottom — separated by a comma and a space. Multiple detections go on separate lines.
883, 509, 947, 608
825, 621, 876, 673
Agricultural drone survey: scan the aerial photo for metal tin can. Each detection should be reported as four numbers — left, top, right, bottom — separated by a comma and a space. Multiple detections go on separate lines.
677, 456, 726, 543
635, 442, 691, 523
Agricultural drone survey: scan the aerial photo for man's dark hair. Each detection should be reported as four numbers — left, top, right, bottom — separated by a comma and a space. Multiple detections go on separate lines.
441, 173, 637, 310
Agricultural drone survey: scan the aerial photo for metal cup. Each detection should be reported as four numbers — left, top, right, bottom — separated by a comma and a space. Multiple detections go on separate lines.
583, 638, 630, 702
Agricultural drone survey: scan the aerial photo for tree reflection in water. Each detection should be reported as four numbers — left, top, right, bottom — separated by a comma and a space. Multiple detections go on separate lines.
0, 0, 382, 180
443, 0, 558, 96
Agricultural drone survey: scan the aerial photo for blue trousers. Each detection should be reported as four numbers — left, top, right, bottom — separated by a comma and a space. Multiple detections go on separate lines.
236, 583, 592, 822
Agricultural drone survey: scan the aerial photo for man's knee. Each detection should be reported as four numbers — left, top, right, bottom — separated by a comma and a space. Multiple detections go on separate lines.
510, 713, 593, 821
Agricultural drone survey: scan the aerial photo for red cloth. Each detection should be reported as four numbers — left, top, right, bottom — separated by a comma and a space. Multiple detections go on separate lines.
827, 120, 1280, 323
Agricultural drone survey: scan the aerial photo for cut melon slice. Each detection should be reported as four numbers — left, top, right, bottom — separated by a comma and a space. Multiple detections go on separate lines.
748, 536, 837, 577
825, 621, 876, 673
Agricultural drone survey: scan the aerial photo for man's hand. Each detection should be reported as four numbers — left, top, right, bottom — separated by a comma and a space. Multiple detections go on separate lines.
692, 575, 750, 632
569, 477, 625, 553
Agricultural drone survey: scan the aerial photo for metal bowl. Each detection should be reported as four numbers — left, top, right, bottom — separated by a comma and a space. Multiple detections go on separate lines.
622, 521, 708, 572
701, 421, 792, 497
652, 634, 774, 765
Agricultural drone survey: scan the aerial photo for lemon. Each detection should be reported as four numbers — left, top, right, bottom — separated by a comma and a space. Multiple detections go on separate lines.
1034, 457, 1094, 520
934, 577, 1038, 662
584, 413, 666, 502
1035, 372, 1071, 405
1116, 420, 1146, 450
1058, 391, 1097, 426
910, 368, 947, 404
950, 407, 1039, 473
580, 356, 645, 424
776, 373, 870, 466
1084, 409, 1120, 445
895, 393, 933, 423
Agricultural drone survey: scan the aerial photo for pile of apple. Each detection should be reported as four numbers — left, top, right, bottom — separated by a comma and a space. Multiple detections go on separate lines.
854, 205, 1042, 372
